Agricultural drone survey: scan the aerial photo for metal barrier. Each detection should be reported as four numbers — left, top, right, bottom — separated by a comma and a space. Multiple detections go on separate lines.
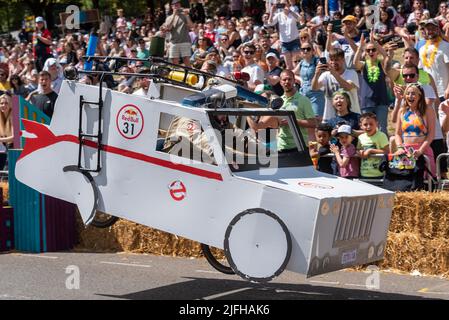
318, 153, 433, 191
436, 153, 449, 190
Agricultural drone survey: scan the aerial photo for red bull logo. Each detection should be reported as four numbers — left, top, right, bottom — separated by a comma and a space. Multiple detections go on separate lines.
116, 104, 144, 139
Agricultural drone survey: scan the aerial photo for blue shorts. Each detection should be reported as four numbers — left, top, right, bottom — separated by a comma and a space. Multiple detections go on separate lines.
281, 39, 300, 53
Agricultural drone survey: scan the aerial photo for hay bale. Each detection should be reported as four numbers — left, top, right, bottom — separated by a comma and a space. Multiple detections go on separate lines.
391, 192, 449, 239
76, 219, 205, 257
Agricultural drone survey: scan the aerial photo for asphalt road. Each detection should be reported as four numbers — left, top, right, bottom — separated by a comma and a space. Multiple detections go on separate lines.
0, 252, 448, 300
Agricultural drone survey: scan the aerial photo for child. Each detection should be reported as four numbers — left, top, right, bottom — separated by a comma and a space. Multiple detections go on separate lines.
330, 124, 359, 178
357, 112, 389, 178
309, 123, 334, 174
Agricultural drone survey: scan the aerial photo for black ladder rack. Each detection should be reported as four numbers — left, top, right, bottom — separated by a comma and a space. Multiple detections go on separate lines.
77, 73, 105, 173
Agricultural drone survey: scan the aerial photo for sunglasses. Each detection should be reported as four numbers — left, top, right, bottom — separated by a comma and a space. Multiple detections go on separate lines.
301, 47, 312, 52
402, 73, 417, 79
366, 48, 377, 53
243, 51, 255, 55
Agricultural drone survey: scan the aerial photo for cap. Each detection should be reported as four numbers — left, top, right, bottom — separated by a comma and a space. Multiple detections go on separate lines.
35, 16, 44, 23
336, 124, 352, 136
206, 18, 214, 24
171, 0, 181, 4
46, 57, 57, 66
342, 15, 357, 24
266, 52, 279, 60
423, 18, 439, 27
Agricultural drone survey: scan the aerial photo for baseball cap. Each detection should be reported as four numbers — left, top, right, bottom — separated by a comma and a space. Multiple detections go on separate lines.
342, 15, 357, 24
336, 124, 352, 136
423, 18, 440, 27
266, 52, 279, 60
46, 57, 57, 66
35, 16, 45, 23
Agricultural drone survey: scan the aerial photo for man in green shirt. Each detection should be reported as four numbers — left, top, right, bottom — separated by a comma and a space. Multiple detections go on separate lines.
247, 70, 316, 151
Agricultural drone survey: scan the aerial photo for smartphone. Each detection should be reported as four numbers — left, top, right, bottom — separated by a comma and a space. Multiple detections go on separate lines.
276, 3, 285, 9
319, 57, 327, 64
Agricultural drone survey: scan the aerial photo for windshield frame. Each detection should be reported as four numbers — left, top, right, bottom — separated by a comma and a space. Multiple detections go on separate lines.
206, 109, 312, 172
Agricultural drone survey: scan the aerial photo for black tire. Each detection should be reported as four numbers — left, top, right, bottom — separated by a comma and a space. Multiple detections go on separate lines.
90, 212, 119, 228
201, 243, 235, 275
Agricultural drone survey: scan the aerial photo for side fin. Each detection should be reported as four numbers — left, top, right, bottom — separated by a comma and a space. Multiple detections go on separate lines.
63, 165, 98, 225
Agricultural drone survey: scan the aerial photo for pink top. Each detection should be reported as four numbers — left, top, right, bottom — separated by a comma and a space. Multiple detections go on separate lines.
339, 144, 360, 178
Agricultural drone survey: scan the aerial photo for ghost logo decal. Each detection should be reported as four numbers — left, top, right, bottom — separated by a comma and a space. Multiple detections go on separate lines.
169, 180, 186, 201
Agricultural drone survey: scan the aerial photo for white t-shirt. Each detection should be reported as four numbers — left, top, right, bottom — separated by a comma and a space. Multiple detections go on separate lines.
407, 10, 430, 24
419, 40, 449, 98
318, 69, 361, 121
421, 83, 444, 140
241, 63, 265, 89
270, 12, 300, 43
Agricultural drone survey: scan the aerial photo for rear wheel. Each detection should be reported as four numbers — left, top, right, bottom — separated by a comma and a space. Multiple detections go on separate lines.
90, 211, 119, 228
201, 243, 235, 275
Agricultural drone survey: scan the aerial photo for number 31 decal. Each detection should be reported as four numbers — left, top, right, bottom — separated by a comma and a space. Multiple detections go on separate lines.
116, 104, 144, 139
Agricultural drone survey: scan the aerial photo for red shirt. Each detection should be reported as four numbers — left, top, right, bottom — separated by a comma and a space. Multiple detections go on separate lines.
33, 29, 52, 58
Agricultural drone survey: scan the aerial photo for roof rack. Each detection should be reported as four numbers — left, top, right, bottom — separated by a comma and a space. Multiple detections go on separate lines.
65, 55, 240, 90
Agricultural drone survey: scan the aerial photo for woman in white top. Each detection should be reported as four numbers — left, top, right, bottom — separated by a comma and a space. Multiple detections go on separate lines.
267, 0, 302, 70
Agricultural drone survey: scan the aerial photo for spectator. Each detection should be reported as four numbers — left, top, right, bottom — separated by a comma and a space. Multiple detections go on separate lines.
267, 0, 303, 70
227, 21, 242, 50
309, 123, 334, 174
42, 58, 63, 94
294, 41, 325, 118
330, 124, 360, 179
327, 90, 362, 136
407, 0, 430, 24
373, 9, 394, 42
325, 0, 342, 18
246, 70, 316, 145
24, 69, 39, 93
241, 43, 265, 91
231, 0, 244, 18
311, 47, 360, 122
357, 112, 390, 179
327, 15, 361, 68
58, 42, 78, 67
30, 71, 58, 118
393, 83, 436, 175
9, 74, 29, 97
265, 52, 284, 96
116, 9, 127, 33
0, 69, 11, 94
32, 16, 52, 72
0, 93, 13, 170
353, 35, 390, 134
419, 18, 449, 102
392, 5, 408, 28
162, 0, 194, 66
190, 0, 206, 24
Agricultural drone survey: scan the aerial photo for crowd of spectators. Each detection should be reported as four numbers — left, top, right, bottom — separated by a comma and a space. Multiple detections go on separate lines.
1, 0, 449, 183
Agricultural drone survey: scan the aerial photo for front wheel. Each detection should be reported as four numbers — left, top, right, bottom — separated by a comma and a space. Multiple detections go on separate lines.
201, 243, 235, 275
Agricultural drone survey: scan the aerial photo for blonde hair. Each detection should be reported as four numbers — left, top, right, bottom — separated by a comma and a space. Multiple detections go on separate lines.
0, 94, 12, 138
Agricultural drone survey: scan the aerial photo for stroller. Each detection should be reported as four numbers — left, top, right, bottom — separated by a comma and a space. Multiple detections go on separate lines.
379, 148, 434, 192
